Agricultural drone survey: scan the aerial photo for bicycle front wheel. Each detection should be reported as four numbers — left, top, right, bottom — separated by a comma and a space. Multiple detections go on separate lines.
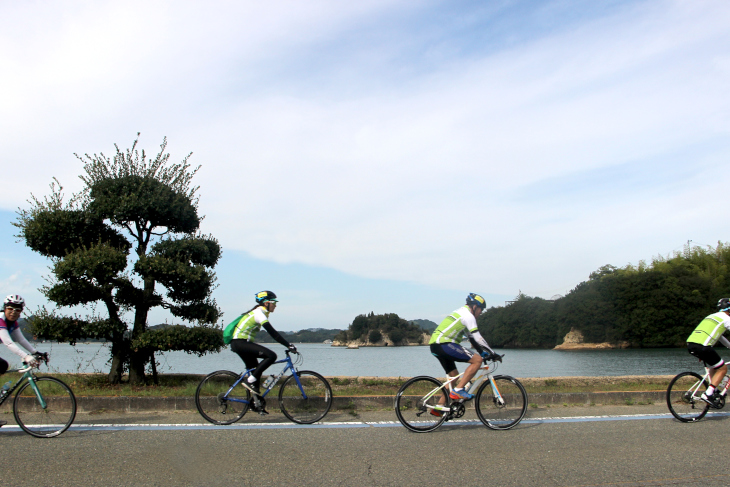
666, 371, 710, 422
14, 377, 77, 438
195, 370, 250, 425
475, 375, 527, 430
278, 371, 332, 424
394, 376, 449, 433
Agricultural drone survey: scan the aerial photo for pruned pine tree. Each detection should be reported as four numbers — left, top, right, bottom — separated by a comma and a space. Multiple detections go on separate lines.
15, 135, 223, 384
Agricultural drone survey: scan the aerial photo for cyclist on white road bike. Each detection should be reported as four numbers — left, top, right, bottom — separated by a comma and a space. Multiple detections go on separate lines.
686, 297, 730, 408
429, 293, 498, 412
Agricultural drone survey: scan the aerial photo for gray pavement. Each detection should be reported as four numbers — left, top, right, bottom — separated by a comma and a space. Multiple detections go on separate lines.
5, 403, 728, 486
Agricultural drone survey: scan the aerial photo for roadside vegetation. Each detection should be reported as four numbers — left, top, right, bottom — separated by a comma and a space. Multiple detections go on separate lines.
0, 373, 671, 397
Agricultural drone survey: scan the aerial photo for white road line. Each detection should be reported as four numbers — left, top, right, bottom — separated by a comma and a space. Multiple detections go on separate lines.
0, 412, 730, 433
6, 411, 729, 432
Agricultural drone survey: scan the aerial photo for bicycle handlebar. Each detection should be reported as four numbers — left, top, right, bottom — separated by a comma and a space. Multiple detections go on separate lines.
483, 353, 504, 364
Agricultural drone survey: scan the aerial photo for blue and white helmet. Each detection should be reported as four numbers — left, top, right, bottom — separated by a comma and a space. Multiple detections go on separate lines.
466, 293, 486, 310
4, 294, 24, 309
718, 298, 730, 312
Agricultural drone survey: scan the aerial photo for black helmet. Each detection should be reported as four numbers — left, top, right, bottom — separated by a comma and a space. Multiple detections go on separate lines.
466, 293, 486, 310
255, 290, 278, 304
718, 298, 730, 311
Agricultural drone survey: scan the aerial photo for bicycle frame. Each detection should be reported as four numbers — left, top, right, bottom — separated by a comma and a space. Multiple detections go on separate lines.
0, 365, 45, 408
692, 365, 730, 398
422, 362, 505, 413
222, 352, 305, 407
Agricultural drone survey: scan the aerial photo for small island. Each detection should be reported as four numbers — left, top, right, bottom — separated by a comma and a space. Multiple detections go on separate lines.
332, 313, 435, 347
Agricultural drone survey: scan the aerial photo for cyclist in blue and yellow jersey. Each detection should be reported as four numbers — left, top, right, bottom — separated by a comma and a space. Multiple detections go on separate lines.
230, 290, 296, 414
686, 298, 730, 408
429, 293, 498, 409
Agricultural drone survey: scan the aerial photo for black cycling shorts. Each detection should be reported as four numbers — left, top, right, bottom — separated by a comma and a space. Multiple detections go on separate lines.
430, 342, 474, 374
687, 342, 724, 368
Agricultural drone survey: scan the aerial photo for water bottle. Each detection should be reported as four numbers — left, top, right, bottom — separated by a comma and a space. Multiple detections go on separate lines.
0, 380, 11, 400
722, 376, 729, 394
262, 376, 274, 389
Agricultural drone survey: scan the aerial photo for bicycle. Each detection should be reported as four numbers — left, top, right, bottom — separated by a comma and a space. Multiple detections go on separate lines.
394, 354, 527, 433
666, 361, 730, 422
195, 350, 332, 425
0, 356, 77, 438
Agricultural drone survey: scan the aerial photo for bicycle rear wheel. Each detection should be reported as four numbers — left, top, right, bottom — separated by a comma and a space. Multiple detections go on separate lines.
475, 375, 527, 430
278, 371, 332, 424
666, 371, 710, 422
394, 376, 449, 433
195, 370, 250, 425
14, 377, 76, 438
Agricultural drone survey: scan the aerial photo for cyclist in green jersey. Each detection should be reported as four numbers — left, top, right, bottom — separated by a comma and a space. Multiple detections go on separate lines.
229, 290, 297, 414
686, 298, 730, 408
429, 293, 498, 408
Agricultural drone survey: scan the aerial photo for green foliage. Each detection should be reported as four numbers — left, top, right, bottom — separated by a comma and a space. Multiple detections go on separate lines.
479, 294, 558, 348
410, 319, 438, 332
15, 135, 223, 384
368, 329, 383, 343
131, 325, 222, 356
29, 307, 125, 345
478, 242, 730, 349
88, 175, 199, 234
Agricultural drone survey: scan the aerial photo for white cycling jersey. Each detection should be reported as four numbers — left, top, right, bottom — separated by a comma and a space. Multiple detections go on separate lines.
0, 312, 37, 359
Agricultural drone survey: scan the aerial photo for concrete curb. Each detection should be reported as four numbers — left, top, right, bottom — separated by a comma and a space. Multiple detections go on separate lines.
73, 390, 668, 413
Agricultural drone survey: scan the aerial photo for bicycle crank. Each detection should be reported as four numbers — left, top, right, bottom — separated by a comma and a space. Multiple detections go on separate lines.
450, 402, 466, 418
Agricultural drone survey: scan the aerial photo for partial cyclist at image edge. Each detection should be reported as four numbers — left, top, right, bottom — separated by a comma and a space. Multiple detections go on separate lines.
429, 293, 498, 408
229, 290, 297, 415
0, 294, 49, 428
0, 294, 47, 375
686, 297, 730, 408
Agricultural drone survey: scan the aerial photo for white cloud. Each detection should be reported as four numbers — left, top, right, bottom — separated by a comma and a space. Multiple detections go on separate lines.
2, 0, 730, 304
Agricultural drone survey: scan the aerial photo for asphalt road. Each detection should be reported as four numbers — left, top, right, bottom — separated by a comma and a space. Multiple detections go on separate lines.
3, 405, 728, 487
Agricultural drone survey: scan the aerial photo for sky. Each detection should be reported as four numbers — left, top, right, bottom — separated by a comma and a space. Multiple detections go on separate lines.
1, 0, 729, 330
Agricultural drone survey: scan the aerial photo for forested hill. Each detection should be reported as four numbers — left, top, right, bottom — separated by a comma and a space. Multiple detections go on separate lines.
410, 319, 438, 332
478, 243, 730, 349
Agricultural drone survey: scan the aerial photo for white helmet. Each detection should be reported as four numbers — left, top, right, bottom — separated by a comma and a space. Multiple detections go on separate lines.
4, 294, 25, 309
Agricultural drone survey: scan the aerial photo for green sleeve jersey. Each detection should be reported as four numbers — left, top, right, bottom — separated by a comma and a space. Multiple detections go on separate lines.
429, 306, 474, 345
232, 307, 271, 342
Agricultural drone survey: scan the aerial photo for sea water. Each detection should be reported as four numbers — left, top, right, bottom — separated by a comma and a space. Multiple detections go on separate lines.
3, 342, 701, 378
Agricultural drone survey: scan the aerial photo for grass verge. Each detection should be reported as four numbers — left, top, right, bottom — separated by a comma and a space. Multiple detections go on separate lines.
0, 373, 674, 397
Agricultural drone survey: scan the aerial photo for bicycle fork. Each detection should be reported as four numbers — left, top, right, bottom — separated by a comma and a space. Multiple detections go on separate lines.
28, 376, 48, 409
473, 372, 506, 407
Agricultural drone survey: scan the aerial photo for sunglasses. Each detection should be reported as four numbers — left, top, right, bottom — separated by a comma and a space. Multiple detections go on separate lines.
5, 306, 23, 312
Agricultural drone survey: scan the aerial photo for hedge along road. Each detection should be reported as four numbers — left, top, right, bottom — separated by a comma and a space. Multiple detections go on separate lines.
5, 406, 730, 487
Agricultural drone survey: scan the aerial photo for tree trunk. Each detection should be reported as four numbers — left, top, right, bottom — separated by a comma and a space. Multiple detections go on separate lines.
128, 274, 156, 385
150, 351, 158, 385
128, 349, 147, 385
108, 339, 127, 384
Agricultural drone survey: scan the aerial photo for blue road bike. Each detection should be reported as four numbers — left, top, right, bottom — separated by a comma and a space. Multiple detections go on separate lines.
195, 350, 332, 425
